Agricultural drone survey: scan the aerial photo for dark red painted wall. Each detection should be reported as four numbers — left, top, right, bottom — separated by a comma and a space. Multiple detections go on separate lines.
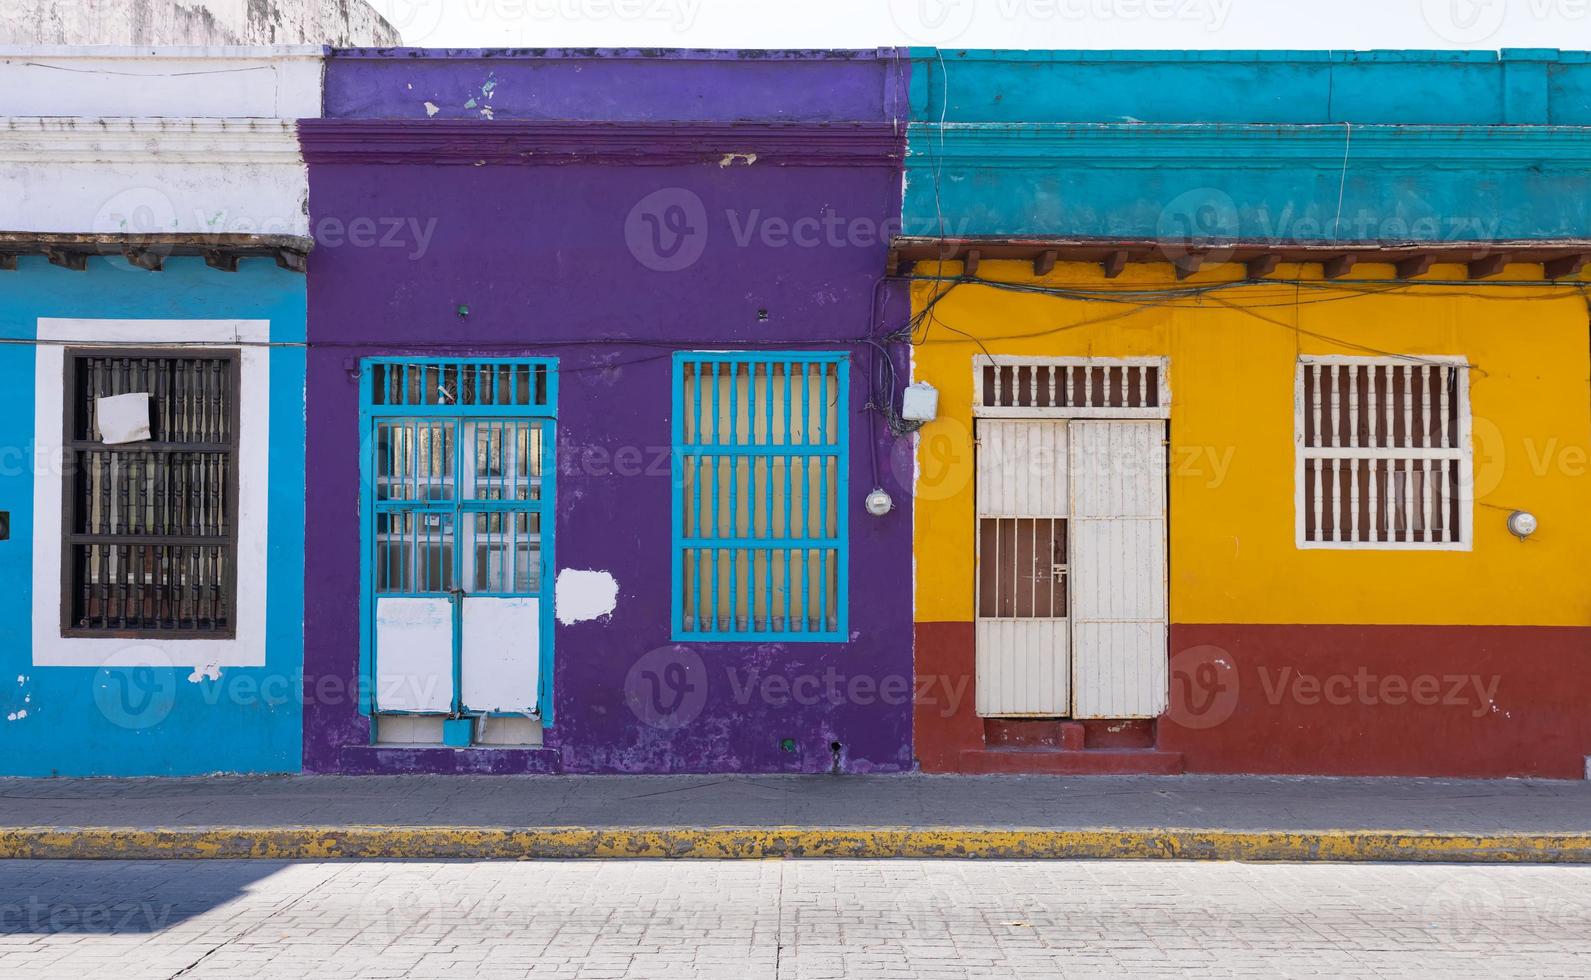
916, 622, 1591, 778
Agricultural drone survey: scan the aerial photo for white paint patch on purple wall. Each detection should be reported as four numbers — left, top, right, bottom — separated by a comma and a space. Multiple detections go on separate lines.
555, 570, 619, 626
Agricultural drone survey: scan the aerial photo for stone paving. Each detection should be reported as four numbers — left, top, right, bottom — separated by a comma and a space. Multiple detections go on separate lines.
3, 859, 1591, 978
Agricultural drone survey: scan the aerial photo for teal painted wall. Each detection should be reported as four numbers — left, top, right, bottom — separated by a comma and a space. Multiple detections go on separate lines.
0, 256, 304, 776
906, 49, 1591, 241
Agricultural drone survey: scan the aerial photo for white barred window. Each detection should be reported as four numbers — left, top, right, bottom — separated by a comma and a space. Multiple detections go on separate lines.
1295, 356, 1472, 550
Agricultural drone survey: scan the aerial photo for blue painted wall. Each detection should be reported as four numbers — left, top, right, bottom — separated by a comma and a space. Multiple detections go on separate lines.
0, 256, 305, 776
906, 49, 1591, 241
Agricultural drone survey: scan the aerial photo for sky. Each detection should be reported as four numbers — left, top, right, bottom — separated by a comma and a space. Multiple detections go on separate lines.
364, 0, 1591, 49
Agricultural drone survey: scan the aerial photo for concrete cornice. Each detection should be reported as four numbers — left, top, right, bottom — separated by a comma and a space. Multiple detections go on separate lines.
0, 45, 325, 59
906, 123, 1591, 167
0, 117, 303, 164
298, 120, 906, 166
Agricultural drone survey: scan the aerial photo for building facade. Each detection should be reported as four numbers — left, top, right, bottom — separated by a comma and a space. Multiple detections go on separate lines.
0, 47, 315, 775
3, 45, 1587, 780
299, 49, 916, 773
904, 50, 1591, 778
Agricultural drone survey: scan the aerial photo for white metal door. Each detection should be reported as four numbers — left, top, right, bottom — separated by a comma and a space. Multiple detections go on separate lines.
1068, 420, 1168, 719
974, 420, 1071, 716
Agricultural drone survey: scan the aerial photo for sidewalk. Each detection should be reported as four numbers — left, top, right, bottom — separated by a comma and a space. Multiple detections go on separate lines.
2, 774, 1588, 862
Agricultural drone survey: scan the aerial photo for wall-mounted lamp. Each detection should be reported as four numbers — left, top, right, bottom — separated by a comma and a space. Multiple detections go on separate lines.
864, 488, 894, 517
1507, 510, 1538, 541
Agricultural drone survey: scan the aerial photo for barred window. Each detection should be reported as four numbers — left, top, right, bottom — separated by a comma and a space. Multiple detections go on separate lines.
1296, 356, 1471, 549
672, 352, 848, 641
63, 352, 239, 635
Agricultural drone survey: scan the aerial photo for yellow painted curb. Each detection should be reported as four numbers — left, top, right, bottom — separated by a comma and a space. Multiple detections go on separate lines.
1, 827, 1589, 862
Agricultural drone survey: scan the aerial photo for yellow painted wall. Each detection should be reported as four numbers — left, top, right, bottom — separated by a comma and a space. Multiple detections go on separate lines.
911, 260, 1591, 627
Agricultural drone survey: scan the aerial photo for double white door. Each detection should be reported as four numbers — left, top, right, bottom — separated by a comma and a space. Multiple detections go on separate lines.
974, 419, 1168, 719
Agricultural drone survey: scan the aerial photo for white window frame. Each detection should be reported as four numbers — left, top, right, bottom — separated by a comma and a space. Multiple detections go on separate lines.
973, 356, 1171, 419
1294, 354, 1473, 552
31, 318, 271, 668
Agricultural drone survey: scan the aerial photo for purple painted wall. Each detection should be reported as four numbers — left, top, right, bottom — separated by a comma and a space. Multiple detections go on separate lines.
326, 48, 909, 122
302, 51, 914, 774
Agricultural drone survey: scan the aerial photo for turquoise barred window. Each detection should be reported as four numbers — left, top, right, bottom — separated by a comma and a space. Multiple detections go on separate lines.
671, 352, 849, 642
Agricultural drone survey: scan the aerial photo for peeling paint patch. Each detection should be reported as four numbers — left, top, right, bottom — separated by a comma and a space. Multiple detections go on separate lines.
188, 663, 222, 683
6, 710, 26, 722
423, 101, 440, 117
719, 153, 758, 168
555, 570, 618, 625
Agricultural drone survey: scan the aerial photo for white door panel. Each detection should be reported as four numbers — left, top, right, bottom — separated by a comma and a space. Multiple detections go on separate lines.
975, 620, 1069, 716
1071, 621, 1169, 719
1070, 519, 1168, 621
460, 596, 541, 713
375, 597, 455, 713
976, 418, 1069, 518
1071, 420, 1166, 518
1070, 420, 1168, 719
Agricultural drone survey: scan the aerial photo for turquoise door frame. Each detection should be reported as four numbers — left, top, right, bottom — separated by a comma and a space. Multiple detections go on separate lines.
357, 358, 559, 726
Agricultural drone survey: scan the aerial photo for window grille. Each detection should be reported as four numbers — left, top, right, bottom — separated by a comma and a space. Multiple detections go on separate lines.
672, 352, 849, 641
975, 357, 1170, 418
62, 351, 239, 636
370, 360, 552, 409
1296, 356, 1471, 549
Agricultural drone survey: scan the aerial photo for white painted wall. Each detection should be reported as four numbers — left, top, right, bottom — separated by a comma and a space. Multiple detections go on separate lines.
0, 47, 319, 237
0, 47, 323, 118
1, 117, 310, 236
1, 0, 397, 47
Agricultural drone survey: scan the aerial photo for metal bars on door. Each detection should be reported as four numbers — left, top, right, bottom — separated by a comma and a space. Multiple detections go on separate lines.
361, 358, 557, 721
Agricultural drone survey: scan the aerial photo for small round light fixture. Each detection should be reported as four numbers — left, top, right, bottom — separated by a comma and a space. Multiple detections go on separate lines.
1507, 510, 1538, 540
864, 488, 894, 517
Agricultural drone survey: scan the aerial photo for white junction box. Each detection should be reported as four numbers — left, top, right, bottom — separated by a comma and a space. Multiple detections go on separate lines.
902, 381, 939, 422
